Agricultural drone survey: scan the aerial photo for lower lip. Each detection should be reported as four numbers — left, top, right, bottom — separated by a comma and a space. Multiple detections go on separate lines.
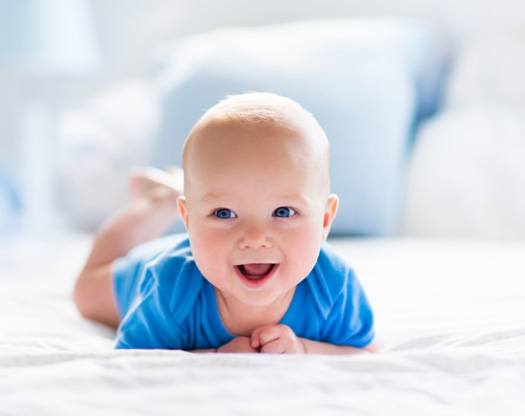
234, 264, 279, 288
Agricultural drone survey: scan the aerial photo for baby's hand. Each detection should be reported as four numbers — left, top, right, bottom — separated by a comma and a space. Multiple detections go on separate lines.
217, 336, 259, 353
251, 324, 305, 354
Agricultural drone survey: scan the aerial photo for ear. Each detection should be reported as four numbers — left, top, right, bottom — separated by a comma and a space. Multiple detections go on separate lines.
177, 195, 189, 230
322, 194, 339, 240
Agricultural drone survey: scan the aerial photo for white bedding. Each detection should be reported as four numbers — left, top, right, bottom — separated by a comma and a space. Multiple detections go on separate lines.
1, 233, 524, 415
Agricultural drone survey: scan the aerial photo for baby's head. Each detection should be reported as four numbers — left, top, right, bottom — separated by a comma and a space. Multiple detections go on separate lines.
177, 92, 339, 307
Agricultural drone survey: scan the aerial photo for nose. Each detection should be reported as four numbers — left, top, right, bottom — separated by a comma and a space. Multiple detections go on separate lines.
238, 223, 272, 250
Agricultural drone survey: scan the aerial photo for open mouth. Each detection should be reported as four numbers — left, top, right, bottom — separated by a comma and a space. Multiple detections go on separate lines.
234, 263, 279, 287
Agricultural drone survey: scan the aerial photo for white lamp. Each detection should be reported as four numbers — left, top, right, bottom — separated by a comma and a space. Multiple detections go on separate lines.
0, 0, 99, 232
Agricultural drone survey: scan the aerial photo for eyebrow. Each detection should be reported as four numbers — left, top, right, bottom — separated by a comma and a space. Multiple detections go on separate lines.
201, 192, 310, 204
279, 194, 311, 204
201, 193, 226, 202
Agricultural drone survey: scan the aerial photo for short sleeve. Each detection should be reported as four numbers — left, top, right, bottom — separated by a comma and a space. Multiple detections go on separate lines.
321, 269, 374, 348
115, 268, 186, 349
112, 255, 145, 320
111, 235, 188, 318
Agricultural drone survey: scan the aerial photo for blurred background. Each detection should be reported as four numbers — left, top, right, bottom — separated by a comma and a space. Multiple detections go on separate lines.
1, 0, 525, 240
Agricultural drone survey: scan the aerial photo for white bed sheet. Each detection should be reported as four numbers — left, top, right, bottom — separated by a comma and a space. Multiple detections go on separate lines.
0, 232, 524, 415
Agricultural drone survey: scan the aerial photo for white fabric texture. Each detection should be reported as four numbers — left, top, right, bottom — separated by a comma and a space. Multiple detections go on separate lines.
1, 233, 524, 414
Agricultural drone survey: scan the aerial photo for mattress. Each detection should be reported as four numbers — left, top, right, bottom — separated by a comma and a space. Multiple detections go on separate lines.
1, 232, 524, 415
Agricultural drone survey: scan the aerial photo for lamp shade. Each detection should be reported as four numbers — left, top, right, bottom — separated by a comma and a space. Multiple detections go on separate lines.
0, 0, 99, 76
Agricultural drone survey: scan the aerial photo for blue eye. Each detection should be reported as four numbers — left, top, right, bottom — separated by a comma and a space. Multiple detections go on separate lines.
273, 206, 296, 218
213, 208, 237, 219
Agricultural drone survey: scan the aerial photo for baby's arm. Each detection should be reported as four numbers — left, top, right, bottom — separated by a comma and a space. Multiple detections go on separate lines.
192, 337, 259, 354
194, 329, 375, 354
73, 169, 182, 328
251, 324, 376, 355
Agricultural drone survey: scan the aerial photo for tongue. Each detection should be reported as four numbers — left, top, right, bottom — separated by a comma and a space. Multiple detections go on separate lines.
243, 263, 273, 276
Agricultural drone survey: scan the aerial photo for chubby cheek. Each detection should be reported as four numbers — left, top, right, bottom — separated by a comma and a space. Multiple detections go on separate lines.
281, 222, 323, 283
186, 215, 325, 285
186, 227, 228, 284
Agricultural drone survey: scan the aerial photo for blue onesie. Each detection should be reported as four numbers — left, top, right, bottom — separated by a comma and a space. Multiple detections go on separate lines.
112, 233, 374, 350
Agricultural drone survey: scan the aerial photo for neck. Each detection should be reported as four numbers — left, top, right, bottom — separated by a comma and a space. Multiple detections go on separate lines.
215, 288, 295, 337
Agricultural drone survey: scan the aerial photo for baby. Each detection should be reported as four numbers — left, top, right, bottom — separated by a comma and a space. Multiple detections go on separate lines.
73, 92, 376, 354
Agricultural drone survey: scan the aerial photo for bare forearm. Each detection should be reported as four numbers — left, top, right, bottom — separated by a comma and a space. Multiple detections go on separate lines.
300, 338, 377, 355
190, 342, 376, 355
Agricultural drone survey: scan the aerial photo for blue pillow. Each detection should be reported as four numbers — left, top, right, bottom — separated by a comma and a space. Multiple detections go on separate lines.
150, 18, 450, 236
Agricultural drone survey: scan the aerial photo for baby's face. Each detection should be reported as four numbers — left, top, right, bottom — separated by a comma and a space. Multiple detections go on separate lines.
177, 120, 338, 308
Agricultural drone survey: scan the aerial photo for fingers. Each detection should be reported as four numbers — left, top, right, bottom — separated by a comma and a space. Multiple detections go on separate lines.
251, 325, 305, 354
250, 327, 263, 349
250, 324, 294, 352
260, 338, 286, 354
251, 325, 282, 349
250, 335, 260, 350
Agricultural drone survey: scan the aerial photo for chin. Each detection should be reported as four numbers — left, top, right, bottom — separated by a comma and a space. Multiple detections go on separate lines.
233, 287, 289, 308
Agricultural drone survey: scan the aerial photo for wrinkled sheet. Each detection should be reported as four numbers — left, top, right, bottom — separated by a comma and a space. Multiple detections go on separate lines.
1, 233, 524, 415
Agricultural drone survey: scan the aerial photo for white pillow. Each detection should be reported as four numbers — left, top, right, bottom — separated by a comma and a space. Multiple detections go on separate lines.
402, 105, 525, 240
446, 30, 525, 108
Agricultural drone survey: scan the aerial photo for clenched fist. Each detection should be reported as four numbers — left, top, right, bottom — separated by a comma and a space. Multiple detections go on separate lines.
250, 324, 306, 354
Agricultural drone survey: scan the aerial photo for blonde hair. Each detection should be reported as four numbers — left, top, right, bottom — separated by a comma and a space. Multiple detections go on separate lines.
197, 92, 320, 125
182, 92, 331, 194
